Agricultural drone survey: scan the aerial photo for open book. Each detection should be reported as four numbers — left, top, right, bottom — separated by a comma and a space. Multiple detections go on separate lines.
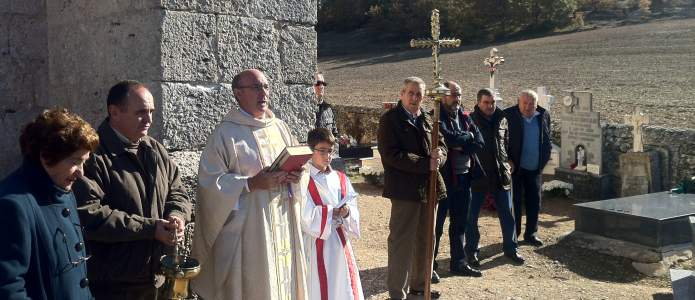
268, 145, 313, 172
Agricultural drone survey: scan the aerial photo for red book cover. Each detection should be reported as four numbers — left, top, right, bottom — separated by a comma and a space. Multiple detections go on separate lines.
269, 145, 313, 172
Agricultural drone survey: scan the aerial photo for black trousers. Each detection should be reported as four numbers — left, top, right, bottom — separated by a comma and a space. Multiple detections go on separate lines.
434, 174, 472, 270
512, 168, 542, 239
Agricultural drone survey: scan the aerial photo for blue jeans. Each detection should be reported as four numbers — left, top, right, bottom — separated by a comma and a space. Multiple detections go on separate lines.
466, 190, 518, 256
512, 168, 542, 239
434, 174, 471, 269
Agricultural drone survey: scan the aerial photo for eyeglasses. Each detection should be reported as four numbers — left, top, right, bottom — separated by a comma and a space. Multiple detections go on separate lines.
55, 223, 91, 274
236, 84, 270, 92
451, 93, 462, 98
314, 81, 327, 87
313, 147, 336, 155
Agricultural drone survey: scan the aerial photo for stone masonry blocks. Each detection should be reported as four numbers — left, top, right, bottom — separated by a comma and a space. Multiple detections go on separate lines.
270, 84, 315, 142
161, 0, 247, 16
161, 11, 218, 82
160, 0, 317, 24
160, 82, 236, 150
217, 15, 280, 82
280, 25, 317, 84
249, 0, 317, 24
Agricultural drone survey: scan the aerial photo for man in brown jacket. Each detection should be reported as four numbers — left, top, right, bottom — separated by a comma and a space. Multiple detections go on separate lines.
74, 80, 192, 299
378, 77, 447, 300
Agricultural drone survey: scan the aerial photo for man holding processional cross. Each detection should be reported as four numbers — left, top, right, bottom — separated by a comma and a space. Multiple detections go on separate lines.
377, 9, 459, 300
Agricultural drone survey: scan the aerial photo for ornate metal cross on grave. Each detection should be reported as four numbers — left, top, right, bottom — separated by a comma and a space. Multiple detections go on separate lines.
483, 48, 505, 106
409, 9, 460, 300
625, 107, 650, 152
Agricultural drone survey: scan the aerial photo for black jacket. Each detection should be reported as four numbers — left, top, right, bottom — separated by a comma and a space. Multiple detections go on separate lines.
437, 104, 484, 187
504, 105, 552, 173
469, 106, 512, 192
316, 101, 339, 137
378, 101, 447, 202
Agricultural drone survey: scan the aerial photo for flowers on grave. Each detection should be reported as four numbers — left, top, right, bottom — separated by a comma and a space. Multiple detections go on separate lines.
338, 134, 355, 146
670, 175, 695, 194
542, 180, 573, 197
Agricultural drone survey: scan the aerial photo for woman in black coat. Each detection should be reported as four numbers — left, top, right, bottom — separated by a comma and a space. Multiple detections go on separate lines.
0, 108, 99, 300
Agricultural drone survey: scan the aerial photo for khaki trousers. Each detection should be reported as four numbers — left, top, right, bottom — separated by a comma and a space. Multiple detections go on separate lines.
387, 199, 436, 299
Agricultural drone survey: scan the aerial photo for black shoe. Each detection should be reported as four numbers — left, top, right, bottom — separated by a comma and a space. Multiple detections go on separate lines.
450, 264, 482, 277
505, 252, 525, 265
431, 270, 440, 284
524, 236, 544, 247
467, 254, 480, 268
410, 290, 441, 299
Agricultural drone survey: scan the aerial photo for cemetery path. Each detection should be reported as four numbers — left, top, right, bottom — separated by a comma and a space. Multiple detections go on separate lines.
350, 182, 674, 299
319, 18, 695, 130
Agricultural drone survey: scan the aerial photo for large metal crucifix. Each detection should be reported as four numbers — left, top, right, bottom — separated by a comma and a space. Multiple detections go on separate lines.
409, 9, 460, 300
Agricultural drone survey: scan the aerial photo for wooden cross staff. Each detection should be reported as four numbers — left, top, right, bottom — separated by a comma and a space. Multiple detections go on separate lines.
409, 9, 460, 300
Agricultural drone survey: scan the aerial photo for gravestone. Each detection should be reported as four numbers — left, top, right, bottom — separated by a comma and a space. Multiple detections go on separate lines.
555, 91, 613, 200
669, 216, 695, 300
536, 86, 555, 111
573, 193, 695, 276
483, 48, 505, 108
620, 108, 662, 197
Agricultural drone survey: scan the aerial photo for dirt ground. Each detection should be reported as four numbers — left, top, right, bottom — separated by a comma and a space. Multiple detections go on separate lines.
349, 180, 674, 299
318, 18, 695, 130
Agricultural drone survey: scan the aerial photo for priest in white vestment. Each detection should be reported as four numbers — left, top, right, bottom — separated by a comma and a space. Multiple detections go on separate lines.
192, 69, 308, 300
300, 128, 364, 300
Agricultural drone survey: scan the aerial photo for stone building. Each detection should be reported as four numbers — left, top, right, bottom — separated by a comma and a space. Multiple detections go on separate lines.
1, 0, 318, 177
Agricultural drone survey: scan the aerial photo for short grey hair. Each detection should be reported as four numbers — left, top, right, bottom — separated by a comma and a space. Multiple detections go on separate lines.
402, 76, 426, 92
519, 89, 539, 103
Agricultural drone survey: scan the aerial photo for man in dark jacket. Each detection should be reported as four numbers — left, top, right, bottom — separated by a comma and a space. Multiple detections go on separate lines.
433, 81, 484, 278
504, 90, 552, 246
466, 88, 523, 266
73, 81, 192, 300
378, 77, 447, 300
314, 72, 339, 137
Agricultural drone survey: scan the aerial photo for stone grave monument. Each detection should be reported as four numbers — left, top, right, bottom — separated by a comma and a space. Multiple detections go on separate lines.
536, 86, 555, 111
483, 48, 505, 109
669, 216, 695, 300
537, 86, 559, 176
620, 107, 662, 197
554, 91, 613, 200
572, 193, 695, 276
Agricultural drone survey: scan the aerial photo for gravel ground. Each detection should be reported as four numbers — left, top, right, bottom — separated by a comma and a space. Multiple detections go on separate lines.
318, 18, 695, 130
350, 181, 673, 299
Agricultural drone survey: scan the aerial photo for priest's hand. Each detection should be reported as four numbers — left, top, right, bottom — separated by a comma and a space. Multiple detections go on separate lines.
248, 168, 286, 190
280, 168, 304, 184
154, 219, 178, 246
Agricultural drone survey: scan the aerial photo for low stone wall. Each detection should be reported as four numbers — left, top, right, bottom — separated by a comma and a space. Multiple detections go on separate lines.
333, 104, 382, 144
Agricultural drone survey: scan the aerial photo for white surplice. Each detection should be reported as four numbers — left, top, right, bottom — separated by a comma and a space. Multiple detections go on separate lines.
192, 108, 308, 300
301, 164, 364, 300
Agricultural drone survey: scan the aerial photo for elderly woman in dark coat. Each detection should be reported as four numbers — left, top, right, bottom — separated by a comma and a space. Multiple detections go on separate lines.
0, 108, 99, 300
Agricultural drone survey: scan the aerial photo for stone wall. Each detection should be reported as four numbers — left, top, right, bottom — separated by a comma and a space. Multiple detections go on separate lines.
1, 0, 318, 178
333, 104, 381, 144
1, 0, 50, 176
